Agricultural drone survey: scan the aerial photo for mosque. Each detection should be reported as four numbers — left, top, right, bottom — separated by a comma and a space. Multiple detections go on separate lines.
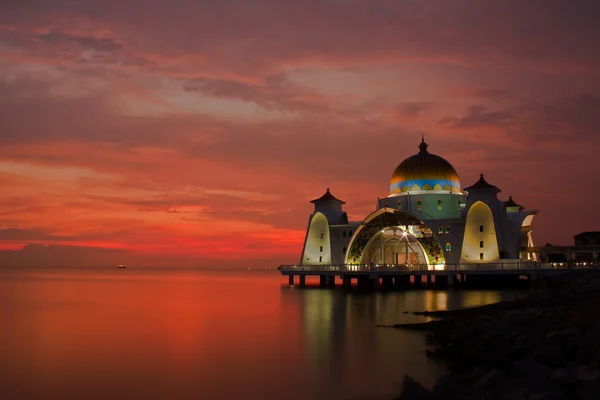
299, 137, 538, 269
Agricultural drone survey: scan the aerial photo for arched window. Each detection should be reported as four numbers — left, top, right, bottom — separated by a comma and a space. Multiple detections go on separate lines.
437, 198, 443, 211
438, 225, 444, 234
348, 230, 353, 236
342, 231, 347, 238
342, 246, 347, 254
457, 199, 462, 210
397, 200, 402, 210
416, 198, 422, 211
446, 225, 451, 234
446, 243, 452, 252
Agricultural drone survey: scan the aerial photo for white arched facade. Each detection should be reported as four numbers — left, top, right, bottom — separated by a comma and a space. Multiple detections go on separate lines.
461, 201, 500, 263
300, 212, 332, 265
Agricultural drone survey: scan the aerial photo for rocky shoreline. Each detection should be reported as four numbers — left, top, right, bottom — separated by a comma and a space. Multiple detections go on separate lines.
389, 270, 600, 400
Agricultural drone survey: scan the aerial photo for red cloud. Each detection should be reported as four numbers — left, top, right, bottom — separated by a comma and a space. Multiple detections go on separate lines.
1, 1, 600, 266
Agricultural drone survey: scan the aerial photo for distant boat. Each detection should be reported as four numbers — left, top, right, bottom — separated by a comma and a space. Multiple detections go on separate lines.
117, 264, 127, 269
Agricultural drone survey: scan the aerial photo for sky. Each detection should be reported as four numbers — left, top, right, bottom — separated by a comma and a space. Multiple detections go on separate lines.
1, 0, 600, 268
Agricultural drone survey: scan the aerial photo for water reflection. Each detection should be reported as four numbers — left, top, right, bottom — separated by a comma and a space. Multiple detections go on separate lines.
0, 268, 523, 400
280, 285, 524, 399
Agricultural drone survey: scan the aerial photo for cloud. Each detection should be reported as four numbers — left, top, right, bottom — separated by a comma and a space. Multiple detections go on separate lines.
181, 73, 335, 114
391, 102, 432, 119
0, 228, 75, 242
438, 105, 522, 131
2, 0, 600, 78
0, 244, 130, 267
537, 93, 600, 134
1, 0, 600, 264
36, 31, 122, 52
450, 87, 511, 100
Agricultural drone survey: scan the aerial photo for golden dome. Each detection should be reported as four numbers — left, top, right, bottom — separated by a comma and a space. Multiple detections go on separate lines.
389, 138, 461, 195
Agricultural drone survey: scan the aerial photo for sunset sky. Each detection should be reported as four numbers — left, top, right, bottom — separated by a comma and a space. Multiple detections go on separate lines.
1, 0, 600, 267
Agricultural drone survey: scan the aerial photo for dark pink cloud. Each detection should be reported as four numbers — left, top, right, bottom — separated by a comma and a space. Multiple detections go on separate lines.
0, 0, 599, 266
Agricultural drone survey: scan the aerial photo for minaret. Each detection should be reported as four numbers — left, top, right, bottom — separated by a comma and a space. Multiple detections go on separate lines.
309, 188, 348, 224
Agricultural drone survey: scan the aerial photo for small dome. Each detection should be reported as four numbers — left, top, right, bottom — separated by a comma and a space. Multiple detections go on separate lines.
389, 137, 461, 195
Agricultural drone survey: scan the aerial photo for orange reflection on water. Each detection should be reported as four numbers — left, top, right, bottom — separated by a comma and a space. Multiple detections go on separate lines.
0, 269, 308, 399
0, 268, 522, 400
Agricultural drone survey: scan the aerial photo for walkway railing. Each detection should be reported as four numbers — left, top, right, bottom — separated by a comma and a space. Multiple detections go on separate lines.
277, 261, 598, 273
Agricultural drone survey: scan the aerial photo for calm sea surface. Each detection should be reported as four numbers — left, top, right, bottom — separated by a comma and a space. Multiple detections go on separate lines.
0, 268, 524, 400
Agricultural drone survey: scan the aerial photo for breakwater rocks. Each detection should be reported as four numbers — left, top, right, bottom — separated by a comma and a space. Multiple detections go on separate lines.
392, 270, 600, 400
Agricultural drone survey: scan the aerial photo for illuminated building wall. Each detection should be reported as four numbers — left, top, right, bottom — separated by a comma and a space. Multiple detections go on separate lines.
300, 212, 332, 265
378, 193, 466, 221
460, 201, 500, 263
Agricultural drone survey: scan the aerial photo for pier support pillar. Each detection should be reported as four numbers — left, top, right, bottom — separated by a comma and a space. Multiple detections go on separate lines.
288, 275, 294, 286
319, 275, 326, 286
394, 275, 410, 288
413, 275, 422, 288
343, 276, 352, 289
357, 276, 370, 289
381, 276, 394, 289
435, 275, 448, 287
448, 274, 457, 287
426, 275, 433, 285
299, 275, 306, 286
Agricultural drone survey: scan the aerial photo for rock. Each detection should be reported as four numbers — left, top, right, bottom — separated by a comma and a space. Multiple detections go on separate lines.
469, 365, 488, 383
529, 392, 566, 400
424, 349, 437, 359
450, 320, 475, 341
549, 368, 568, 384
575, 367, 600, 383
431, 373, 464, 399
396, 375, 432, 400
504, 388, 531, 400
486, 319, 514, 337
555, 306, 567, 319
475, 368, 505, 390
581, 378, 600, 400
545, 329, 577, 344
533, 344, 563, 368
511, 344, 533, 359
486, 349, 513, 369
510, 359, 549, 381
512, 308, 542, 322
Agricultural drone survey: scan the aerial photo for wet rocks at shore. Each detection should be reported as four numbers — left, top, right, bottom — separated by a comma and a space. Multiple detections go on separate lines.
392, 271, 600, 400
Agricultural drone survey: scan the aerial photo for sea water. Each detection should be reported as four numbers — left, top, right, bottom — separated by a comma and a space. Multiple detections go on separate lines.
0, 268, 523, 400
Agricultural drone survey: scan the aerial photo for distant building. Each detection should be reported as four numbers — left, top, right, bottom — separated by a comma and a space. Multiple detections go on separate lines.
299, 137, 538, 268
574, 232, 600, 246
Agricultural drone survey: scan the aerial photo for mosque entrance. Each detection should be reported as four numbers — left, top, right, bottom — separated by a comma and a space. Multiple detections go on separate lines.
361, 228, 429, 267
